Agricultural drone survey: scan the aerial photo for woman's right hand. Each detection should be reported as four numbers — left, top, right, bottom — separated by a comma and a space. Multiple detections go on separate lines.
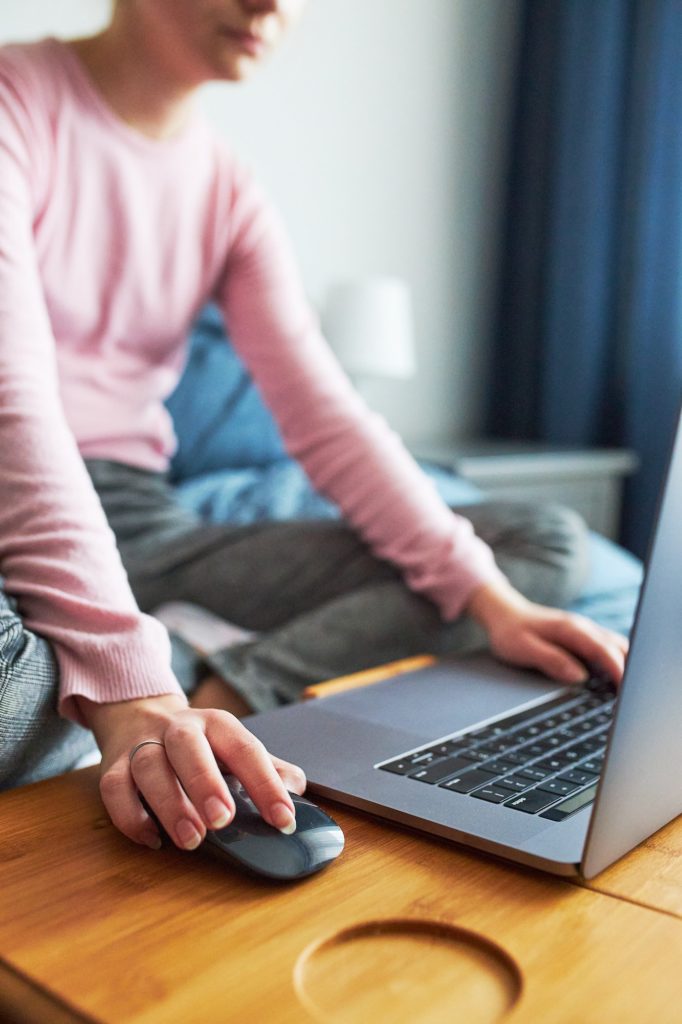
76, 693, 306, 851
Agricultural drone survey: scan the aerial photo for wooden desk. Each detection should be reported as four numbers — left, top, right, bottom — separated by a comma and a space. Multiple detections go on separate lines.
582, 816, 682, 919
1, 767, 682, 1024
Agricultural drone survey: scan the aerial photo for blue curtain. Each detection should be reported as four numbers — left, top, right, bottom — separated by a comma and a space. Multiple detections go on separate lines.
488, 0, 682, 557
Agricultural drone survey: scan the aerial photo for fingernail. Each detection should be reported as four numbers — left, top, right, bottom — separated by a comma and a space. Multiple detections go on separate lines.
176, 819, 202, 850
205, 797, 231, 829
143, 832, 162, 850
270, 801, 296, 834
564, 669, 589, 685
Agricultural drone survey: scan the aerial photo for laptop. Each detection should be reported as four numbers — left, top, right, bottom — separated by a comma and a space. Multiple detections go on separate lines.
246, 408, 682, 879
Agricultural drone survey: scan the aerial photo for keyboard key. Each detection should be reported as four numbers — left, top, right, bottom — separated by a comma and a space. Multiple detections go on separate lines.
423, 741, 466, 758
522, 741, 555, 758
507, 730, 533, 744
459, 750, 489, 762
502, 750, 530, 765
572, 699, 596, 715
494, 776, 531, 793
467, 725, 499, 738
537, 778, 581, 797
477, 738, 515, 754
540, 783, 599, 821
471, 786, 511, 804
491, 693, 579, 731
482, 760, 516, 775
406, 750, 442, 767
556, 726, 581, 741
439, 770, 494, 794
557, 769, 599, 786
408, 755, 473, 785
569, 741, 599, 760
535, 754, 572, 772
379, 759, 414, 775
517, 766, 551, 781
505, 789, 561, 814
468, 726, 505, 741
579, 757, 604, 774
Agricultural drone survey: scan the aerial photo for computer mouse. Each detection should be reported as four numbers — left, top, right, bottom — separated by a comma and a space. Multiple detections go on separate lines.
142, 774, 345, 882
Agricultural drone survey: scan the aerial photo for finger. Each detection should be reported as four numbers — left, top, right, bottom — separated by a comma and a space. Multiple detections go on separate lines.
271, 755, 307, 795
544, 616, 627, 684
588, 622, 629, 660
99, 761, 162, 850
204, 713, 297, 833
130, 740, 207, 851
510, 631, 592, 684
163, 720, 237, 831
602, 629, 629, 657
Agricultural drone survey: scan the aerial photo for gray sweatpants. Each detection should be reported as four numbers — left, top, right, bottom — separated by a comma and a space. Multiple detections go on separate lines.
0, 460, 588, 789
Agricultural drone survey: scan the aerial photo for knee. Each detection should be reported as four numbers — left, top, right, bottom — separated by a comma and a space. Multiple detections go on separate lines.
467, 500, 590, 608
513, 502, 590, 606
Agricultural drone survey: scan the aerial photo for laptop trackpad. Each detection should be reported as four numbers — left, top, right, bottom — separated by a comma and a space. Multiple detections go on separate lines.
322, 654, 568, 742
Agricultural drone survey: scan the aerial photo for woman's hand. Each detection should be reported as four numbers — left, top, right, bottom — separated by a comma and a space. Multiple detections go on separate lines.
466, 580, 629, 686
76, 693, 306, 851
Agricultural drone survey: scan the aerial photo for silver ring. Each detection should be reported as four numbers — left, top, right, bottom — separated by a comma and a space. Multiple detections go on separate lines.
129, 739, 165, 765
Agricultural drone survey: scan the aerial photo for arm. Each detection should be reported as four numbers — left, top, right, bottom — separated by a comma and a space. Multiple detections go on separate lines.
0, 69, 301, 847
215, 162, 627, 684
216, 163, 507, 621
0, 73, 182, 722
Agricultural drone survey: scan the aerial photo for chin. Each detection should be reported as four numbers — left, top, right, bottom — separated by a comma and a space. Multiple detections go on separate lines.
207, 53, 261, 83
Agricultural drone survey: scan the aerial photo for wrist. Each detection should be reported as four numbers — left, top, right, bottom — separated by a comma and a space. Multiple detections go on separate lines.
76, 692, 189, 741
465, 579, 530, 630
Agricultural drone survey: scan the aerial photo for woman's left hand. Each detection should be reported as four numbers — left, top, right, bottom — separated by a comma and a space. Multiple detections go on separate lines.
465, 579, 629, 686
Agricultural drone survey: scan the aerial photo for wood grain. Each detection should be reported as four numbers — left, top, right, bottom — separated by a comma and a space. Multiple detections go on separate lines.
1, 767, 682, 1023
580, 814, 682, 917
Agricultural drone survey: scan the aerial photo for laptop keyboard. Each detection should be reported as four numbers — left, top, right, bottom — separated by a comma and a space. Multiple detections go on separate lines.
377, 679, 616, 820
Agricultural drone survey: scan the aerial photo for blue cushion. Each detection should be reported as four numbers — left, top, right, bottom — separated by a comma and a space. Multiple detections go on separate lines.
173, 460, 487, 527
174, 461, 339, 524
165, 305, 286, 481
568, 532, 642, 635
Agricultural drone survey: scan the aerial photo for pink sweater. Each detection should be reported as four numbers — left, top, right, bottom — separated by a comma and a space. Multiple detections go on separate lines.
0, 38, 506, 723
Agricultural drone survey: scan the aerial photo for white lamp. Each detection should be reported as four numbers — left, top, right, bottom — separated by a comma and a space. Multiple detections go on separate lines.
322, 277, 417, 382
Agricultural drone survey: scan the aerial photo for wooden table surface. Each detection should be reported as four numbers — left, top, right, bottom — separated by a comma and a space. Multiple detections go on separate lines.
582, 814, 682, 919
1, 766, 682, 1024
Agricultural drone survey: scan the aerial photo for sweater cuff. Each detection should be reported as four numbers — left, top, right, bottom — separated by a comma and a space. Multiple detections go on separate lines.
57, 616, 186, 726
429, 560, 510, 623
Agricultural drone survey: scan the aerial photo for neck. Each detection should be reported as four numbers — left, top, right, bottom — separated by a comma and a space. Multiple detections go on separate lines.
68, 16, 201, 141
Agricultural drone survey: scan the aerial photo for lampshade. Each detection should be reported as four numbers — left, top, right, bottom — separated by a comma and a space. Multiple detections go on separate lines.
322, 277, 417, 380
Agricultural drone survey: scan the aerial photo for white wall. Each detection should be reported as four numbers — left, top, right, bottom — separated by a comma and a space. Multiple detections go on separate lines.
1, 0, 520, 444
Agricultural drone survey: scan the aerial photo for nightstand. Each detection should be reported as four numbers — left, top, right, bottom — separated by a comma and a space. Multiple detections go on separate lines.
414, 441, 639, 540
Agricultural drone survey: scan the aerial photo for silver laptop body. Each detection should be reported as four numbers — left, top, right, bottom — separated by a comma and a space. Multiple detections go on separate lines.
247, 409, 682, 879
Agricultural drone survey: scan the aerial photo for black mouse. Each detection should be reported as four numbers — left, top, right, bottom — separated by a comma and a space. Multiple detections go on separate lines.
142, 773, 345, 881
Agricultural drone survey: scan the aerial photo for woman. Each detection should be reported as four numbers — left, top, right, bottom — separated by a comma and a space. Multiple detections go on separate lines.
0, 0, 627, 854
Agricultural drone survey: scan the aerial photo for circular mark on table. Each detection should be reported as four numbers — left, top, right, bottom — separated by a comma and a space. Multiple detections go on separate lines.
294, 918, 522, 1024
